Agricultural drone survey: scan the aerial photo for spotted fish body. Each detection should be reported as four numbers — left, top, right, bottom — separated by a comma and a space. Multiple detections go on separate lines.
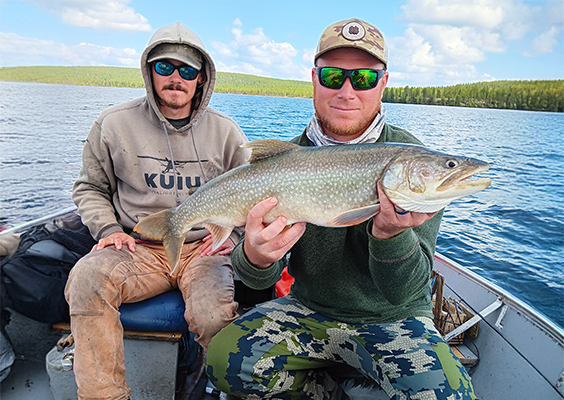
134, 139, 491, 270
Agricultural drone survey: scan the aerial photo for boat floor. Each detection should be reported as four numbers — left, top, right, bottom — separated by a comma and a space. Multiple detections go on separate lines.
0, 310, 218, 400
2, 310, 61, 399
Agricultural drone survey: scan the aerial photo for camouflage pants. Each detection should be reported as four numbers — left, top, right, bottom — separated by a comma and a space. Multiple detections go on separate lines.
206, 295, 476, 400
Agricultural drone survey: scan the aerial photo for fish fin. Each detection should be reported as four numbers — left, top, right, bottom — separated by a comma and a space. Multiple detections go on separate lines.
133, 209, 172, 240
204, 223, 234, 252
329, 205, 381, 226
163, 233, 185, 272
187, 187, 198, 196
134, 210, 184, 271
242, 139, 300, 163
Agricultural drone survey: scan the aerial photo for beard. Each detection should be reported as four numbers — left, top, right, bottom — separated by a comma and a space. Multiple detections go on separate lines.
312, 90, 381, 138
315, 104, 378, 138
317, 114, 373, 137
157, 84, 191, 110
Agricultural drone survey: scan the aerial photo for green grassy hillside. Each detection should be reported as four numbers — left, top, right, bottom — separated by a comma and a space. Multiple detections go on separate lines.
0, 66, 561, 112
0, 66, 312, 98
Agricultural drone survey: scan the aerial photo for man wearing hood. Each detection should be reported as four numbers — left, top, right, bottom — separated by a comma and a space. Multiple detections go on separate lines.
65, 22, 248, 400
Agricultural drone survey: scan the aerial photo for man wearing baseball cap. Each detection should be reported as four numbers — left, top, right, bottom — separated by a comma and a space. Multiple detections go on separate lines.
207, 19, 476, 399
66, 22, 249, 400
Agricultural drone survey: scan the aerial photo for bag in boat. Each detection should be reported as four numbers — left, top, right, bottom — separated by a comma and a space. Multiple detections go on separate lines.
1, 213, 96, 323
0, 310, 15, 382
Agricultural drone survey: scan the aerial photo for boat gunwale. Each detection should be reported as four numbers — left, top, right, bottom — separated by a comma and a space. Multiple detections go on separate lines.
0, 206, 78, 236
434, 251, 564, 345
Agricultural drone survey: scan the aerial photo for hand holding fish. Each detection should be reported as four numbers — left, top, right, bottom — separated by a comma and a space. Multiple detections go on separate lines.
92, 232, 136, 253
243, 197, 307, 269
372, 182, 438, 240
199, 234, 235, 257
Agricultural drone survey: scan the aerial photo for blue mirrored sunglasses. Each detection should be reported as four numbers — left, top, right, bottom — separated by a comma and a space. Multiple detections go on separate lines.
154, 61, 199, 81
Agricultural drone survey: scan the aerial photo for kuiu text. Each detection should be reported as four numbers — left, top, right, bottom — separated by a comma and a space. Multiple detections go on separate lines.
138, 155, 207, 190
144, 174, 201, 190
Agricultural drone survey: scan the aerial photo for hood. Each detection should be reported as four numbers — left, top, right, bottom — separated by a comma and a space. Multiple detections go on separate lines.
141, 22, 216, 131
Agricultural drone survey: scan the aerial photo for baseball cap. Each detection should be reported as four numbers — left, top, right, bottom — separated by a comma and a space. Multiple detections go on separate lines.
315, 18, 388, 67
147, 43, 203, 70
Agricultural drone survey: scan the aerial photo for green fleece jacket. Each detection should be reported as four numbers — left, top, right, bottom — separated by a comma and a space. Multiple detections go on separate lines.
232, 124, 442, 324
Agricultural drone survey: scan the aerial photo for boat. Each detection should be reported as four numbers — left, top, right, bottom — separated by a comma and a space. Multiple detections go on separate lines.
1, 207, 563, 399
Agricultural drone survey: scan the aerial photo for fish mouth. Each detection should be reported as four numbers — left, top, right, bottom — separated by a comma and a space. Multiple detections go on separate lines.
436, 163, 491, 193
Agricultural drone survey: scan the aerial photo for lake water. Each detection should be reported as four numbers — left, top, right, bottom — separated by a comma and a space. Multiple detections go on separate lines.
0, 81, 562, 328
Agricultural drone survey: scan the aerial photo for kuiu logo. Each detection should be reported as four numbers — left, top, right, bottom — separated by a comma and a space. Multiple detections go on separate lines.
138, 155, 207, 190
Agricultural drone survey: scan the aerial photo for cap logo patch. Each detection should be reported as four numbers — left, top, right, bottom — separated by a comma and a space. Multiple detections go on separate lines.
342, 22, 365, 41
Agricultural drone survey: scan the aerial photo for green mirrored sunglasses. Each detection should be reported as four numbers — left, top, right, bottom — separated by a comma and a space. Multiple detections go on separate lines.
316, 67, 385, 91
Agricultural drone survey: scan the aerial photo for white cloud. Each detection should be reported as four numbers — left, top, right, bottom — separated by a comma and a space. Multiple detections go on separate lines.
24, 0, 152, 32
387, 24, 501, 85
211, 19, 307, 81
411, 24, 504, 64
215, 61, 264, 76
302, 48, 315, 65
0, 32, 140, 67
401, 0, 504, 29
388, 27, 438, 71
389, 0, 562, 85
525, 26, 561, 56
210, 41, 238, 58
524, 0, 564, 57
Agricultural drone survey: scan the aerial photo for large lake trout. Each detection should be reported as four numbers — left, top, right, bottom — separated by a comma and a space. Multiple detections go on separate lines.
134, 139, 491, 270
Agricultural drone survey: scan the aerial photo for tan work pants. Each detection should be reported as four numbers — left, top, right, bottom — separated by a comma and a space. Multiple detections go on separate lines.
64, 240, 238, 400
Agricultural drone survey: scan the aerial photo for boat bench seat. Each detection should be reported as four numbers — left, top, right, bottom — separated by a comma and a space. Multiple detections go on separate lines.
53, 289, 187, 338
50, 282, 275, 400
450, 343, 479, 366
51, 290, 187, 400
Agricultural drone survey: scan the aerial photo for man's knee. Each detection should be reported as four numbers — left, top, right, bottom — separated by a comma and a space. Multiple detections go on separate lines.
206, 319, 253, 394
205, 326, 232, 392
182, 256, 238, 347
65, 250, 120, 316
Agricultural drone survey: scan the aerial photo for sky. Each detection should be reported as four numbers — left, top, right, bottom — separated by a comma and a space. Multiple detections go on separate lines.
0, 0, 562, 87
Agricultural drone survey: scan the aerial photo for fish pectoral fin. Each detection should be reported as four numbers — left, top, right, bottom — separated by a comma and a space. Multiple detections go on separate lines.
242, 139, 300, 163
329, 205, 381, 227
204, 223, 234, 252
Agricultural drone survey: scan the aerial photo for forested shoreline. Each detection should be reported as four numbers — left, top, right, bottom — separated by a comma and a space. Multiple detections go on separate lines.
0, 66, 561, 112
383, 81, 562, 112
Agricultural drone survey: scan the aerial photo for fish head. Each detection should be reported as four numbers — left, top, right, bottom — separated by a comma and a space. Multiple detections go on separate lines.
381, 146, 491, 213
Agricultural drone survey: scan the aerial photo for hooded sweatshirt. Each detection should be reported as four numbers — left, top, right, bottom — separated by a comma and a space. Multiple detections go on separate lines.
72, 23, 249, 242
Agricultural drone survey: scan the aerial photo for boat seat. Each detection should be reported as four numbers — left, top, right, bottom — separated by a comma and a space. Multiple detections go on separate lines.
50, 290, 187, 400
53, 289, 188, 338
49, 283, 275, 400
451, 343, 479, 366
118, 289, 188, 332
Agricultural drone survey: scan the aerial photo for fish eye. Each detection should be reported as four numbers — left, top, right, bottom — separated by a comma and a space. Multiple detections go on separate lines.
446, 160, 458, 168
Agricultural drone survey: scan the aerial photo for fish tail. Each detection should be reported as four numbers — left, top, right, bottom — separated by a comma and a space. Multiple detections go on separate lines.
163, 233, 184, 273
133, 210, 184, 271
134, 209, 172, 240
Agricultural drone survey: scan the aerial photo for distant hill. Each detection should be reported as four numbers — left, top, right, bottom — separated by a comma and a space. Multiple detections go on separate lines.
0, 66, 561, 112
0, 66, 312, 99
